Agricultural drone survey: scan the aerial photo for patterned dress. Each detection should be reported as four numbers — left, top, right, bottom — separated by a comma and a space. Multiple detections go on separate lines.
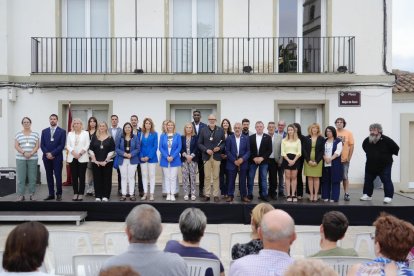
231, 239, 263, 260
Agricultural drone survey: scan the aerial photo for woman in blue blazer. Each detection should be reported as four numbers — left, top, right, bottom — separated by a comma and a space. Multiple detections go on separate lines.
139, 118, 158, 201
180, 123, 199, 201
159, 120, 182, 201
116, 122, 140, 201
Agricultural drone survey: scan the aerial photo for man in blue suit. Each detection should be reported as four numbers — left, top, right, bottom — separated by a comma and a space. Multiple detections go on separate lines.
109, 114, 122, 195
41, 114, 66, 201
192, 110, 207, 198
225, 122, 251, 202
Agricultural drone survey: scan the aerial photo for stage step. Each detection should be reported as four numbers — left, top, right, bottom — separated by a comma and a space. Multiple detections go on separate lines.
0, 211, 87, 226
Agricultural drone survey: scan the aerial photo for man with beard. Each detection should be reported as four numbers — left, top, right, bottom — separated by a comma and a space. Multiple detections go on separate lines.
360, 123, 399, 203
242, 118, 253, 136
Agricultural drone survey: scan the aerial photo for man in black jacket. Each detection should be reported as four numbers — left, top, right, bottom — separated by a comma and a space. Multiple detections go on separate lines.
198, 114, 225, 202
360, 123, 399, 204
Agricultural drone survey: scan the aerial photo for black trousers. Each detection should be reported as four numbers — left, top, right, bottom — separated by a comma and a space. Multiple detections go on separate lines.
268, 158, 278, 197
296, 157, 304, 197
93, 163, 113, 199
69, 159, 87, 195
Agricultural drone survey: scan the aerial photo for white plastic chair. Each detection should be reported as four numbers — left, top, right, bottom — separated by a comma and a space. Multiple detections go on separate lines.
314, 256, 373, 276
353, 232, 375, 258
294, 230, 342, 257
49, 230, 93, 276
229, 231, 252, 255
170, 232, 221, 258
409, 260, 414, 269
104, 231, 129, 255
72, 254, 113, 276
183, 257, 221, 276
0, 250, 3, 273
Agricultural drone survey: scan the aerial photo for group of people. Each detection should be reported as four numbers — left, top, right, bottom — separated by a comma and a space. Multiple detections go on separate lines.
2, 205, 413, 275
15, 111, 399, 204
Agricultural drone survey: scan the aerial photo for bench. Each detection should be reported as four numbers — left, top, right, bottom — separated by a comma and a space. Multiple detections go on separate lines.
0, 211, 87, 226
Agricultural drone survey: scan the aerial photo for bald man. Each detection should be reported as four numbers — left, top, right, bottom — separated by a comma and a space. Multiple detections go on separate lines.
229, 209, 296, 276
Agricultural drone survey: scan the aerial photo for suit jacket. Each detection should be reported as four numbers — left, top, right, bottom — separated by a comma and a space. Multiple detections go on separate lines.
192, 121, 207, 136
180, 135, 199, 163
198, 126, 225, 161
66, 130, 90, 163
249, 133, 273, 164
40, 126, 66, 161
272, 134, 283, 164
225, 134, 250, 171
303, 135, 325, 163
159, 133, 182, 167
116, 135, 141, 165
139, 132, 159, 163
109, 127, 122, 146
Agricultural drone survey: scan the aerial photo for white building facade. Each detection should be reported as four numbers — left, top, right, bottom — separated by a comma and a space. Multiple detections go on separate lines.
1, 0, 412, 191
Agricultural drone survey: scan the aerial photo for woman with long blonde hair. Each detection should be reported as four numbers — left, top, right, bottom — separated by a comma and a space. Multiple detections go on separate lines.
180, 123, 198, 201
281, 124, 301, 202
139, 118, 158, 201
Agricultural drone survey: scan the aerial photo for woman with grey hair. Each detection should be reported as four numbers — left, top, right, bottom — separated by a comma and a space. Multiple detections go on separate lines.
164, 208, 225, 276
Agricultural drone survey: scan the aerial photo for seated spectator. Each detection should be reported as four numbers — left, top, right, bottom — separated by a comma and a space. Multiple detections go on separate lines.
231, 203, 274, 260
102, 204, 187, 276
2, 221, 49, 275
311, 211, 358, 257
164, 207, 224, 276
284, 258, 338, 276
348, 213, 414, 275
229, 209, 296, 276
99, 266, 140, 276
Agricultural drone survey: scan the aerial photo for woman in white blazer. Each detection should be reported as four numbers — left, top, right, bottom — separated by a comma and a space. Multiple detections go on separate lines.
66, 118, 90, 201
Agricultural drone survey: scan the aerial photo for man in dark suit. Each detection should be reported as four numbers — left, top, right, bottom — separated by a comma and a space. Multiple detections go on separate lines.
225, 122, 250, 202
41, 114, 66, 201
248, 121, 272, 201
192, 110, 207, 197
109, 114, 122, 195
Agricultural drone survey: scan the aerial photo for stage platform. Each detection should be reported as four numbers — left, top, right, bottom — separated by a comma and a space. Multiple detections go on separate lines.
0, 184, 413, 226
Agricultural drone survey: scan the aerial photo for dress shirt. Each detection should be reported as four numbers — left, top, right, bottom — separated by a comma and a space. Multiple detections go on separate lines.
256, 134, 263, 153
235, 136, 241, 156
269, 134, 275, 158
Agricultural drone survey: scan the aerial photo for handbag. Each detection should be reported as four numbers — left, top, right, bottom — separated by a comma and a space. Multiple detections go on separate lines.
113, 155, 120, 170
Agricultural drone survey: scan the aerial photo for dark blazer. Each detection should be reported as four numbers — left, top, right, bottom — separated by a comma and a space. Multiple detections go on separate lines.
249, 133, 273, 163
40, 126, 66, 161
323, 138, 343, 182
225, 134, 250, 171
180, 135, 199, 163
192, 121, 207, 136
303, 135, 325, 164
198, 126, 225, 161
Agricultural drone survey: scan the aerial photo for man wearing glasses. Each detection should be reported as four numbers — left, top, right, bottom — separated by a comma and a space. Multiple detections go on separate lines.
275, 120, 287, 197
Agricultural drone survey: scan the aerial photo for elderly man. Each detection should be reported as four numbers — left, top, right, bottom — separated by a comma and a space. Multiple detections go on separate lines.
102, 204, 187, 276
229, 209, 296, 275
164, 208, 225, 276
198, 114, 225, 202
360, 123, 399, 204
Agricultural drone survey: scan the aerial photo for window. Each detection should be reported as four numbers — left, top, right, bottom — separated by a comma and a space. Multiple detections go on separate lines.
61, 101, 111, 131
61, 0, 110, 72
170, 0, 217, 73
169, 103, 217, 133
278, 104, 324, 132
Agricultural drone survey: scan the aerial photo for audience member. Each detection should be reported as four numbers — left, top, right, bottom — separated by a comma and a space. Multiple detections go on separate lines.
102, 204, 187, 276
311, 211, 358, 257
219, 118, 233, 199
41, 114, 66, 201
348, 213, 414, 275
99, 266, 140, 276
192, 110, 207, 198
360, 123, 400, 204
2, 221, 49, 275
181, 123, 198, 201
14, 117, 40, 201
164, 208, 225, 276
139, 118, 158, 201
231, 203, 274, 259
281, 124, 301, 202
284, 258, 338, 276
229, 209, 296, 276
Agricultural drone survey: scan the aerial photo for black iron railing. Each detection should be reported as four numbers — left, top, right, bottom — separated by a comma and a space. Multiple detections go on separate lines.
31, 36, 355, 74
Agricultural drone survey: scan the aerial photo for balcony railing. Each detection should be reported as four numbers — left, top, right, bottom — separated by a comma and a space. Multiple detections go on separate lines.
31, 36, 355, 74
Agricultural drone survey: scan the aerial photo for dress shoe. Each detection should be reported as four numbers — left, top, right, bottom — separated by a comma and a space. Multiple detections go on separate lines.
226, 196, 234, 202
270, 194, 278, 200
44, 195, 55, 201
259, 196, 270, 202
56, 195, 62, 201
203, 196, 211, 202
247, 195, 253, 200
199, 192, 205, 198
241, 196, 251, 203
214, 196, 220, 202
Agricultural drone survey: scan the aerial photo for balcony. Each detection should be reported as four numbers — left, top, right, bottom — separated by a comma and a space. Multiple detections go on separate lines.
31, 36, 355, 75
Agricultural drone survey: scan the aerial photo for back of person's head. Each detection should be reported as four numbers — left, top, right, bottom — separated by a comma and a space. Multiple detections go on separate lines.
125, 204, 162, 243
179, 208, 207, 243
322, 211, 349, 242
374, 213, 414, 262
99, 266, 140, 276
251, 203, 275, 234
259, 209, 295, 245
284, 259, 338, 276
2, 221, 48, 272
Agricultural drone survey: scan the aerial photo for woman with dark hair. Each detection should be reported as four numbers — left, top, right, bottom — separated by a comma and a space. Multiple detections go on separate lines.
14, 117, 40, 201
116, 122, 140, 201
181, 123, 198, 201
321, 126, 343, 202
139, 118, 158, 201
348, 213, 414, 275
86, 116, 98, 196
293, 123, 306, 199
2, 221, 49, 275
220, 118, 233, 198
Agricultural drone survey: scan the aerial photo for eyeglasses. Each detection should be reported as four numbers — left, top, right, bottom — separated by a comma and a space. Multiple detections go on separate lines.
208, 119, 216, 121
